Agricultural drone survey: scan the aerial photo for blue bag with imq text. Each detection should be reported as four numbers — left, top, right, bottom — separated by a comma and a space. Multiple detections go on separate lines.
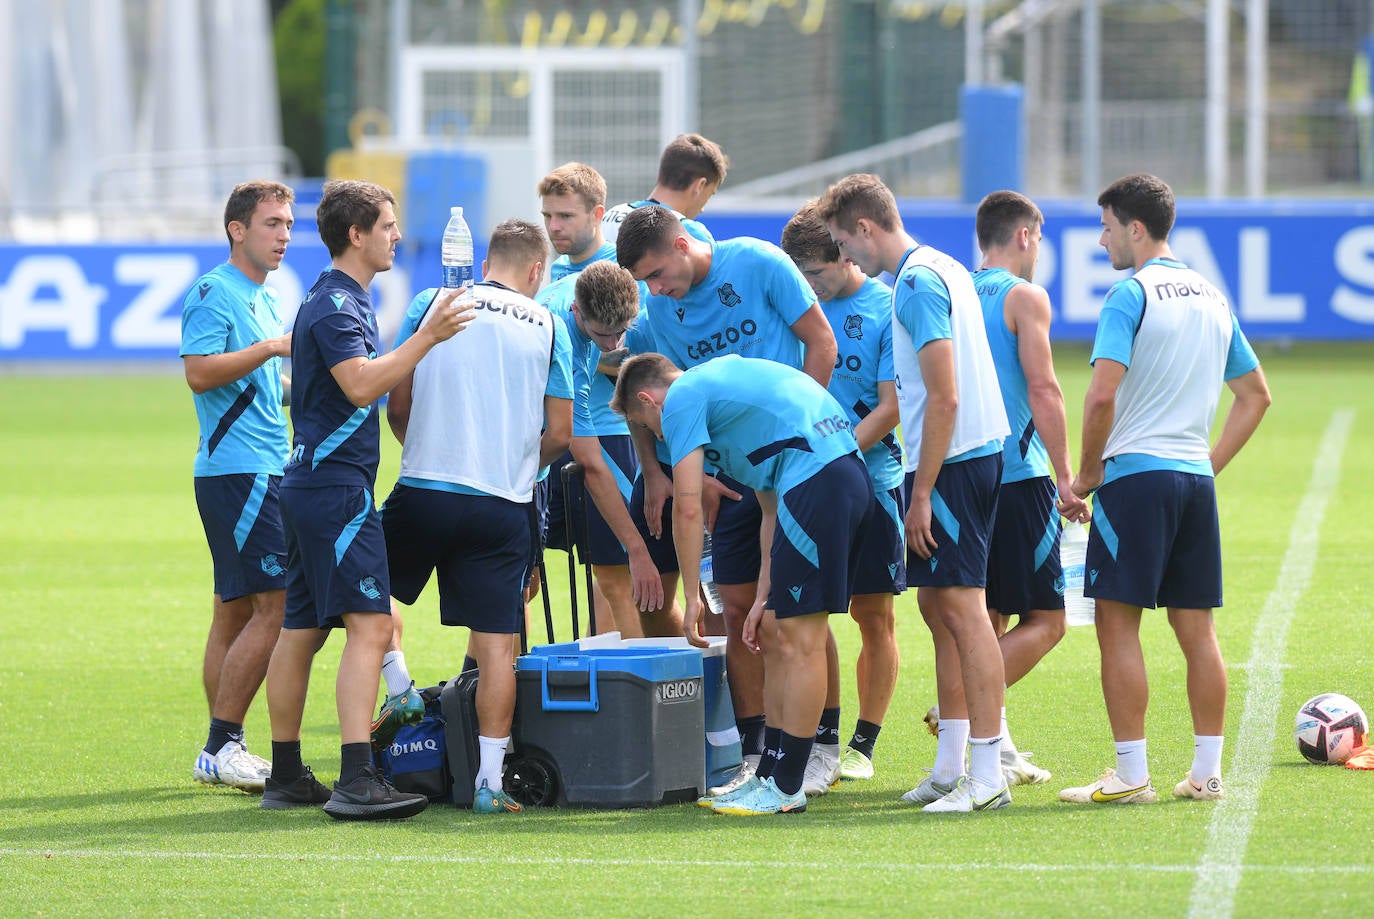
376, 684, 450, 801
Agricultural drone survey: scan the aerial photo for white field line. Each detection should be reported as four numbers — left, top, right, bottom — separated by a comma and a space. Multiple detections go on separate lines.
1187, 408, 1356, 919
1, 847, 1372, 875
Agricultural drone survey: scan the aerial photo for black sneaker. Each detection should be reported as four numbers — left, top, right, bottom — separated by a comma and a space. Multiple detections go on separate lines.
260, 766, 332, 810
322, 765, 428, 821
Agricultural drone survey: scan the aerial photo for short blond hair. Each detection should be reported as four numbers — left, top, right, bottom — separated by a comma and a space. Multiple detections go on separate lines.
537, 162, 607, 212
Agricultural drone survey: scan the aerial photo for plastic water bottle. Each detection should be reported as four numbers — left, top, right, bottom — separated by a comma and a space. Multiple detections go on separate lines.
440, 206, 474, 289
700, 530, 724, 616
1060, 521, 1095, 626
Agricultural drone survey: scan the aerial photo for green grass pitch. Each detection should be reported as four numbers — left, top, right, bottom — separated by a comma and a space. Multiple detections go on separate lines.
0, 343, 1371, 917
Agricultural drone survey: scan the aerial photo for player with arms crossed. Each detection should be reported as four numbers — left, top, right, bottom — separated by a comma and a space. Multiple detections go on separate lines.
780, 201, 905, 790
819, 174, 1012, 813
382, 218, 573, 815
612, 354, 873, 815
182, 180, 294, 792
973, 190, 1090, 786
261, 180, 474, 819
1060, 174, 1270, 805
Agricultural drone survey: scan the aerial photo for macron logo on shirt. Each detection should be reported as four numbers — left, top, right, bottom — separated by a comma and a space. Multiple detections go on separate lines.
331, 293, 347, 311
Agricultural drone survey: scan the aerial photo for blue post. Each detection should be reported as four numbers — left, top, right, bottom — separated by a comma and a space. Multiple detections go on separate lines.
960, 84, 1025, 204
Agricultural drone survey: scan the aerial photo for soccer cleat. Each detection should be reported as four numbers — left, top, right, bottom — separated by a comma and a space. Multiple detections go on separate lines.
1173, 774, 1225, 801
194, 740, 270, 793
473, 779, 523, 815
923, 705, 940, 736
801, 745, 842, 797
712, 776, 807, 816
900, 770, 959, 805
370, 682, 426, 751
839, 746, 875, 781
260, 766, 332, 810
322, 764, 428, 821
1001, 749, 1052, 787
239, 743, 272, 775
923, 775, 1011, 813
1059, 769, 1157, 805
699, 773, 764, 809
704, 760, 756, 798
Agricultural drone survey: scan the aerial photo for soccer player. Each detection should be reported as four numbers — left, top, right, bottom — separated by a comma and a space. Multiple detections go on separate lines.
612, 354, 873, 815
382, 218, 573, 815
539, 261, 682, 637
780, 201, 905, 791
181, 180, 294, 792
1060, 174, 1270, 805
616, 204, 838, 787
973, 190, 1091, 786
537, 163, 660, 636
261, 180, 475, 818
818, 174, 1012, 813
539, 162, 616, 281
601, 133, 727, 244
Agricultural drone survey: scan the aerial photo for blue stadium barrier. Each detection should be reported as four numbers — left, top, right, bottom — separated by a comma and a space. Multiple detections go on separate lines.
3, 199, 1374, 361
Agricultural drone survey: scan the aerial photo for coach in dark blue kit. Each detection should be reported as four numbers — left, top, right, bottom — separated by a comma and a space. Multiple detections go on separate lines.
260, 180, 474, 820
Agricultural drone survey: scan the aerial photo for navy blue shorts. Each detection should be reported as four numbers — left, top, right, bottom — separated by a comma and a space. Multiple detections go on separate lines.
987, 476, 1065, 616
544, 451, 575, 552
1085, 469, 1223, 610
712, 473, 763, 586
381, 483, 529, 633
280, 483, 392, 630
852, 483, 908, 596
554, 435, 641, 567
630, 461, 681, 574
771, 455, 874, 618
194, 473, 287, 601
906, 453, 1002, 589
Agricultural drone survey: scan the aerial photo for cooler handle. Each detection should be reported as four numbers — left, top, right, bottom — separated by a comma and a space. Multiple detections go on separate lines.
540, 657, 601, 712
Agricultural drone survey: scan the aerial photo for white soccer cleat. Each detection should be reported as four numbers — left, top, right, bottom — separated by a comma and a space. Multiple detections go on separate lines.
194, 740, 270, 793
1001, 749, 1052, 786
1173, 774, 1225, 800
1058, 769, 1156, 805
703, 760, 756, 800
239, 742, 272, 774
801, 745, 841, 797
900, 770, 959, 805
922, 775, 1011, 813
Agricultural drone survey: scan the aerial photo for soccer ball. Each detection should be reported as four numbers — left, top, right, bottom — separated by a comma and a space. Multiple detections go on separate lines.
1295, 693, 1368, 765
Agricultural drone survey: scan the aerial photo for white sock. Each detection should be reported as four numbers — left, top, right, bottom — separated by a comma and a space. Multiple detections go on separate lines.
1114, 739, 1148, 786
969, 735, 1003, 789
381, 650, 411, 697
999, 704, 1019, 755
933, 718, 970, 783
477, 735, 510, 791
1191, 734, 1224, 781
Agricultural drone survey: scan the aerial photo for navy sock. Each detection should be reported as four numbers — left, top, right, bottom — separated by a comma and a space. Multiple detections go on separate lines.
773, 731, 814, 796
756, 726, 782, 779
462, 655, 478, 674
737, 714, 766, 758
205, 718, 242, 755
816, 706, 841, 746
849, 719, 882, 759
340, 742, 373, 784
271, 740, 303, 785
